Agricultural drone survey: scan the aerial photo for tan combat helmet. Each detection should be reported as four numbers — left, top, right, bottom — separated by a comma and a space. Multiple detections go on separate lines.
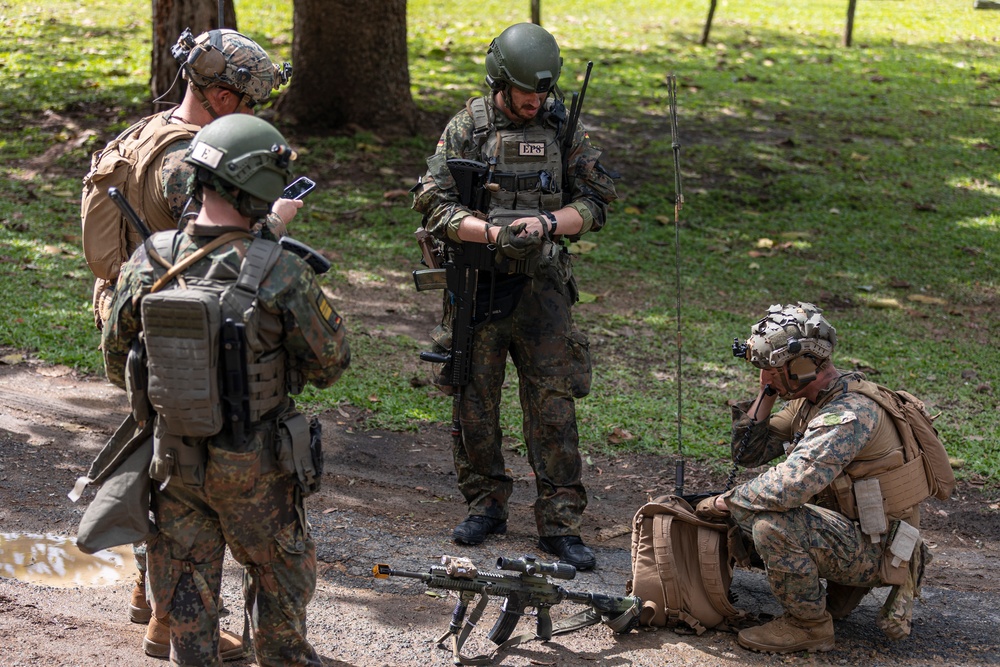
739, 302, 837, 370
173, 28, 291, 108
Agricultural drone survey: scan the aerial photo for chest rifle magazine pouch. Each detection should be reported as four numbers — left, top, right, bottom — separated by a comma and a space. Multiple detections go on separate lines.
141, 289, 223, 437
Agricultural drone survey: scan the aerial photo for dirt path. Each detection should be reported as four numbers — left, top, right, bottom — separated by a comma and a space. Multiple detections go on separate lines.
1, 356, 998, 667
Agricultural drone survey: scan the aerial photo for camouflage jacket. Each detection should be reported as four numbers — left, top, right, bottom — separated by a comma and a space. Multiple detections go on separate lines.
411, 93, 618, 242
102, 221, 350, 392
725, 373, 883, 516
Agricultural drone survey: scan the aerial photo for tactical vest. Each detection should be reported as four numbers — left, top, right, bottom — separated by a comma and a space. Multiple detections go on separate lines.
136, 230, 288, 441
81, 110, 200, 282
467, 96, 565, 226
790, 377, 930, 527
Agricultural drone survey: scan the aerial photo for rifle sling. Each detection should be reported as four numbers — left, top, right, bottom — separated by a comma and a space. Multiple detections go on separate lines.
149, 231, 251, 294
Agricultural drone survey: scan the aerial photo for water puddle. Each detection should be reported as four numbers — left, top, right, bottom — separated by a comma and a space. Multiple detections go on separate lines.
0, 533, 137, 588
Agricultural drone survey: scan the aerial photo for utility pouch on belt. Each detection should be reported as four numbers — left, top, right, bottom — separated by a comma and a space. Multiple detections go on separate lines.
149, 419, 205, 488
276, 413, 322, 496
881, 521, 920, 586
141, 289, 223, 437
125, 338, 152, 423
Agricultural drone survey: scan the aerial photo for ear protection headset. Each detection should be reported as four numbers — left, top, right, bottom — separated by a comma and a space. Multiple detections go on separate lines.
185, 30, 254, 89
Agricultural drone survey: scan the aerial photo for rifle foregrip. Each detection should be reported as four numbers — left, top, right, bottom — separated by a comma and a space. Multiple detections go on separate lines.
419, 351, 450, 364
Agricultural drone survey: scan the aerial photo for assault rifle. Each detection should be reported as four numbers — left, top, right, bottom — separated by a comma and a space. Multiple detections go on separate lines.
374, 555, 640, 665
416, 160, 496, 453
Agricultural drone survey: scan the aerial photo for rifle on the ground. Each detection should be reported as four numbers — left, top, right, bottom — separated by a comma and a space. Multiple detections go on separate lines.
416, 159, 495, 452
374, 555, 640, 665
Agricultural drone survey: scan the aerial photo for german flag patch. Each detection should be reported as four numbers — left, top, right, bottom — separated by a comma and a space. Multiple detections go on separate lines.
317, 294, 341, 331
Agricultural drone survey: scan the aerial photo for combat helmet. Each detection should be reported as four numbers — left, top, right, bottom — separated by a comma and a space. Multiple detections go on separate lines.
485, 23, 562, 93
173, 28, 291, 107
185, 114, 295, 218
737, 302, 837, 370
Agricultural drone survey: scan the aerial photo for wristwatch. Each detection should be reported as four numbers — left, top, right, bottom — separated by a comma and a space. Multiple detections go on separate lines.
542, 211, 557, 236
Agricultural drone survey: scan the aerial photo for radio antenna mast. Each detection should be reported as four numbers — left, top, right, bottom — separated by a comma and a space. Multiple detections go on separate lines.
668, 75, 685, 496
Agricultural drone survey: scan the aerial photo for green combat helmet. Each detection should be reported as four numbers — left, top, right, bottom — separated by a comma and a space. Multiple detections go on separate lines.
173, 28, 291, 108
739, 302, 837, 370
485, 22, 562, 93
184, 114, 295, 218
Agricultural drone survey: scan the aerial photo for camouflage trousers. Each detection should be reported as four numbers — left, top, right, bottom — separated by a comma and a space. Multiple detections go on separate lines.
455, 279, 591, 537
732, 503, 882, 621
147, 443, 320, 667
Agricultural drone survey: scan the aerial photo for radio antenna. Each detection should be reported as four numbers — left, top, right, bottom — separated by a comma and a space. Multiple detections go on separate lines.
668, 75, 685, 496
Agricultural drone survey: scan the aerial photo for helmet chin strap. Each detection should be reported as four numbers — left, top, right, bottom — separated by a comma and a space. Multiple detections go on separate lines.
191, 83, 221, 120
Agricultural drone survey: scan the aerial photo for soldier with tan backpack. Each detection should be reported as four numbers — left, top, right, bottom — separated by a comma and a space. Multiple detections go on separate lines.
627, 302, 955, 652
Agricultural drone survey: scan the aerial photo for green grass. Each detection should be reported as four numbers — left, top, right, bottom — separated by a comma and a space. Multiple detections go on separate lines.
0, 0, 996, 483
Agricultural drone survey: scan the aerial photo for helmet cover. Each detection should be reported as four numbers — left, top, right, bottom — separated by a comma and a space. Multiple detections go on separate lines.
175, 28, 291, 106
741, 302, 837, 369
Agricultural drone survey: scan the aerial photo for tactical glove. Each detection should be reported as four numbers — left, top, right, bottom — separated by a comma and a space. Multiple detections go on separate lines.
695, 495, 730, 521
495, 222, 542, 260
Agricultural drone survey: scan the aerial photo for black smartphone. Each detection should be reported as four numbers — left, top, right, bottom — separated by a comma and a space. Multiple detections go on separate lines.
283, 176, 317, 200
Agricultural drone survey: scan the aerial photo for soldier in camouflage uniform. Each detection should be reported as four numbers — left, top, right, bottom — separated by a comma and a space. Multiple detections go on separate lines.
697, 303, 931, 653
102, 115, 349, 667
83, 28, 297, 331
80, 28, 295, 659
411, 23, 618, 570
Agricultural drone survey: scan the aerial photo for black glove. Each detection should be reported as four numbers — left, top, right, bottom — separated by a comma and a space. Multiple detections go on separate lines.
495, 222, 542, 260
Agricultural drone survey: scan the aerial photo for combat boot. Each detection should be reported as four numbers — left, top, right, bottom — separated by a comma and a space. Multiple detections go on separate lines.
143, 615, 245, 661
737, 612, 835, 653
129, 572, 152, 624
452, 516, 507, 545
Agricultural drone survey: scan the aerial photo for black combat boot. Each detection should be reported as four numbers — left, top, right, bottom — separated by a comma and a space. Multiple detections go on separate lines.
538, 535, 596, 571
452, 516, 507, 545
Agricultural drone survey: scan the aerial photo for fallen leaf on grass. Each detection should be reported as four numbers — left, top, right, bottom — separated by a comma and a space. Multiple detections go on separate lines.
607, 427, 635, 444
867, 298, 902, 309
907, 294, 947, 305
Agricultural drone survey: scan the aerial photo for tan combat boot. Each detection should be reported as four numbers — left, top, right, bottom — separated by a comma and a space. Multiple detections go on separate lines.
129, 573, 152, 624
143, 615, 245, 661
737, 612, 835, 653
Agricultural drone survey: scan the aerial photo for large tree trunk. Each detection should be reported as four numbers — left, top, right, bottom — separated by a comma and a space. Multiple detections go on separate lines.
150, 0, 237, 108
281, 0, 418, 134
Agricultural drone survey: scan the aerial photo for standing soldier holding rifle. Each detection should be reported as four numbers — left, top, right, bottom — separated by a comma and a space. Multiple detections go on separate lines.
411, 23, 618, 570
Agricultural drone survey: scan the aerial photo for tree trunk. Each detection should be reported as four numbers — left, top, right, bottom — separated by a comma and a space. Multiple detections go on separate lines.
150, 0, 237, 109
281, 0, 418, 134
843, 0, 858, 47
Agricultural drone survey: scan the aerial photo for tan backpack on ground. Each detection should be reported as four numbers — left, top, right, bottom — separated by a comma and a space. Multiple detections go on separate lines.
626, 495, 751, 635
